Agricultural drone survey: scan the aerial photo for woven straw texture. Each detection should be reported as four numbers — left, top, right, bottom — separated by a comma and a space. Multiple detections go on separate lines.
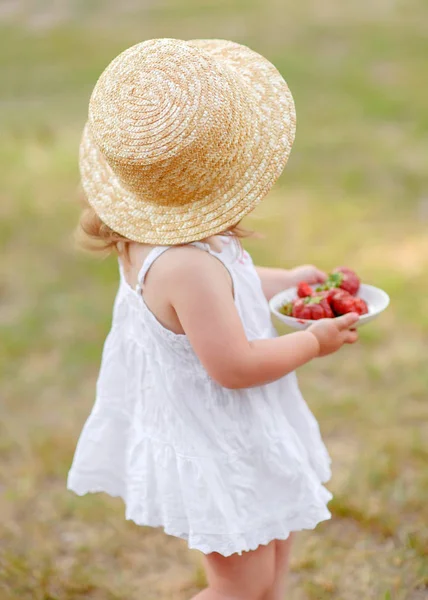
79, 38, 296, 245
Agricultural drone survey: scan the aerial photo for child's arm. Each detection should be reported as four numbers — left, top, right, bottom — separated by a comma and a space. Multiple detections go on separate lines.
159, 248, 358, 389
255, 265, 327, 301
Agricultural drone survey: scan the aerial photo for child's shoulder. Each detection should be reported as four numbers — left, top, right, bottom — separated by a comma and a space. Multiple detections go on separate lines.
147, 243, 230, 291
126, 240, 231, 298
133, 241, 234, 335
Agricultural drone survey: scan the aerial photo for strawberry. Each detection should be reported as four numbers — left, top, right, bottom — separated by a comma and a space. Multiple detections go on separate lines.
316, 267, 361, 296
314, 289, 338, 303
292, 295, 334, 320
297, 281, 314, 298
331, 267, 360, 296
351, 297, 369, 315
330, 289, 368, 316
329, 289, 352, 315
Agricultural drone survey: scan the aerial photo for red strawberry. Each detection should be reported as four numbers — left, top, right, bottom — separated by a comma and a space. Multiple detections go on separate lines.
329, 289, 352, 315
292, 299, 315, 320
351, 297, 369, 316
316, 267, 361, 296
331, 267, 360, 296
297, 281, 314, 298
292, 295, 334, 320
315, 289, 338, 303
330, 290, 368, 316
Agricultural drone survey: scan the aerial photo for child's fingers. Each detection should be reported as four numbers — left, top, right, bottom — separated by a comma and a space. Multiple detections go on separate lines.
315, 269, 328, 282
344, 330, 359, 344
336, 312, 359, 330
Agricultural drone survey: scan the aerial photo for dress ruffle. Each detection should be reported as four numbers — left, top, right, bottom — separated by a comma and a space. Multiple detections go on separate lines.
67, 434, 331, 556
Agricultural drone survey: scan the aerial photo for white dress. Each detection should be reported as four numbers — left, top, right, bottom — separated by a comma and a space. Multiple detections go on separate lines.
67, 237, 332, 557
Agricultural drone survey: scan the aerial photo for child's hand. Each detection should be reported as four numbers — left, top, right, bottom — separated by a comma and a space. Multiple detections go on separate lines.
288, 264, 327, 287
256, 265, 327, 301
308, 313, 359, 357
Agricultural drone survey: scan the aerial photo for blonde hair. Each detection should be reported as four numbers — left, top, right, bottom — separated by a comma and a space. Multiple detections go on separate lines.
76, 196, 259, 257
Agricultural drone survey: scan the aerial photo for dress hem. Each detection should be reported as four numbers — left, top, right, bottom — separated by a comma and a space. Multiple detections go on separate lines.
67, 473, 332, 557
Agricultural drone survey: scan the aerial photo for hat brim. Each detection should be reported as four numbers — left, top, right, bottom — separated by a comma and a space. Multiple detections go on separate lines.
79, 39, 296, 245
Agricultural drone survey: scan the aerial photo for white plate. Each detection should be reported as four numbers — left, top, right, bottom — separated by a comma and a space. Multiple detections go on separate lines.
269, 284, 390, 330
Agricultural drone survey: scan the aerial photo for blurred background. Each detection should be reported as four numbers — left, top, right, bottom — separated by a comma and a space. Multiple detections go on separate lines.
0, 1, 427, 599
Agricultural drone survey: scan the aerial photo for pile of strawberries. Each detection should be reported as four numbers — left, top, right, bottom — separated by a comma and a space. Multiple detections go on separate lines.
280, 267, 369, 321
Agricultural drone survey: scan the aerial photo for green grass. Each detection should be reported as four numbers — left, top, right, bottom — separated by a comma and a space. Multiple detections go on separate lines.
1, 1, 428, 599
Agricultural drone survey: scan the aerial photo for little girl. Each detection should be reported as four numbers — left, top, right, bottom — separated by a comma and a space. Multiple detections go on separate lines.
67, 38, 359, 599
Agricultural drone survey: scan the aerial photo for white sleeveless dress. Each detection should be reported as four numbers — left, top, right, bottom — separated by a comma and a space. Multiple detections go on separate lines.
67, 237, 332, 556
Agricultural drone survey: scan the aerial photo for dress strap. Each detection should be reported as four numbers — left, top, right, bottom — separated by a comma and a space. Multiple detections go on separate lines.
136, 246, 169, 293
135, 241, 212, 293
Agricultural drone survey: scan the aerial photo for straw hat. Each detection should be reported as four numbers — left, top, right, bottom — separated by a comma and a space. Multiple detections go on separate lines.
79, 38, 296, 245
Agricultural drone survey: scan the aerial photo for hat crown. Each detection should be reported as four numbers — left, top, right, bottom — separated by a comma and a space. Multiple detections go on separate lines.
89, 40, 200, 164
87, 39, 257, 204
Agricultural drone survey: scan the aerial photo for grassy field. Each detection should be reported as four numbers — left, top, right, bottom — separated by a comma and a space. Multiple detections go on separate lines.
1, 1, 427, 599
